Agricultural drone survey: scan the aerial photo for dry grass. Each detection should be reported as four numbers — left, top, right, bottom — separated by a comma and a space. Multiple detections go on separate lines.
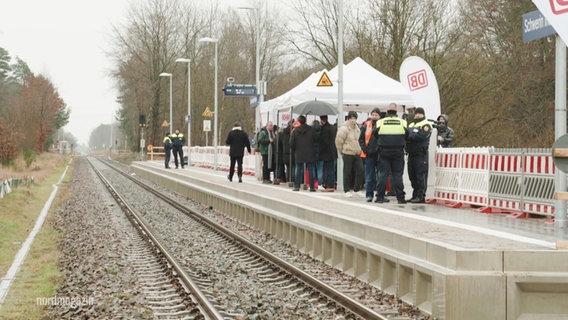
0, 153, 71, 319
1, 153, 69, 182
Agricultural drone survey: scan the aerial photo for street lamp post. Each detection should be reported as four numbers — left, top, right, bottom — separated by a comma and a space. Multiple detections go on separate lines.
176, 58, 191, 166
199, 37, 219, 171
159, 72, 173, 134
237, 5, 262, 180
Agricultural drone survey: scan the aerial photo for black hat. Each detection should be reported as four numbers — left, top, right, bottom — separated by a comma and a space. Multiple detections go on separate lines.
347, 111, 358, 119
415, 107, 425, 115
371, 107, 381, 115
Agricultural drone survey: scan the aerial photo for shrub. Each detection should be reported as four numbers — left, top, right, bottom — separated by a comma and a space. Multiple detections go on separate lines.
22, 149, 36, 168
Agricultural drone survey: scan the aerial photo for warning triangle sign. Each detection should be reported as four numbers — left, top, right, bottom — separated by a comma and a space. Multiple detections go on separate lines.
317, 71, 333, 87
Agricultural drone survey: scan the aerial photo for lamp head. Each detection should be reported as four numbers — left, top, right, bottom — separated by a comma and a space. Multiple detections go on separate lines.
159, 72, 171, 77
199, 37, 218, 43
175, 58, 191, 63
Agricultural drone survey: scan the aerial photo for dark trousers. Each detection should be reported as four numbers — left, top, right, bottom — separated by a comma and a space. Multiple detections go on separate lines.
376, 148, 405, 201
294, 162, 315, 190
228, 156, 244, 179
164, 149, 171, 168
262, 154, 271, 181
322, 159, 336, 189
342, 154, 363, 192
364, 155, 378, 199
407, 152, 428, 200
173, 146, 184, 168
284, 155, 295, 183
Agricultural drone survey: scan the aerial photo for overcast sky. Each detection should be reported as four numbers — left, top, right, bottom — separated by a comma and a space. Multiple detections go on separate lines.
0, 0, 133, 146
0, 0, 264, 146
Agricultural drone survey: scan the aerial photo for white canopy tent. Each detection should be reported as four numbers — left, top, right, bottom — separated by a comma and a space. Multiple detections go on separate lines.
260, 57, 415, 125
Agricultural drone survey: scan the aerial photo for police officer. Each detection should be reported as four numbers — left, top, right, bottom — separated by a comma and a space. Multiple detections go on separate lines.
406, 107, 432, 203
374, 103, 408, 204
171, 128, 185, 169
163, 133, 173, 169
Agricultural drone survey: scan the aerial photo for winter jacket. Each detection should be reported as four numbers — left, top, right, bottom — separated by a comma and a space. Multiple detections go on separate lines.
257, 127, 275, 155
358, 119, 380, 156
290, 123, 317, 163
335, 122, 361, 156
319, 122, 337, 161
226, 127, 251, 158
279, 125, 294, 165
436, 114, 455, 147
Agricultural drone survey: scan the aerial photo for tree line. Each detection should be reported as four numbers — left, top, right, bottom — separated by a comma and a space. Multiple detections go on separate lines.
112, 0, 563, 151
0, 48, 70, 164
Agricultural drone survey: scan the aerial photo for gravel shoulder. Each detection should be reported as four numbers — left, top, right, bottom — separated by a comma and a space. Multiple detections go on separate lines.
46, 157, 150, 319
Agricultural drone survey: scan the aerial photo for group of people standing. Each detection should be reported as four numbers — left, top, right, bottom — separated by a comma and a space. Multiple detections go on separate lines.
163, 129, 185, 169
252, 117, 337, 192
221, 104, 454, 206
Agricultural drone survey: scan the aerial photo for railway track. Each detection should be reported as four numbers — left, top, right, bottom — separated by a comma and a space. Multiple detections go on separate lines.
92, 157, 421, 319
90, 158, 222, 319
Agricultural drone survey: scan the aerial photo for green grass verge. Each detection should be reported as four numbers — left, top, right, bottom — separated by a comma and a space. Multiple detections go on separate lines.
0, 160, 72, 319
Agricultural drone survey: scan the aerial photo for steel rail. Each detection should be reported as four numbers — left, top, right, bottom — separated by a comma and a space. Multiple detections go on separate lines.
101, 158, 390, 320
89, 158, 224, 320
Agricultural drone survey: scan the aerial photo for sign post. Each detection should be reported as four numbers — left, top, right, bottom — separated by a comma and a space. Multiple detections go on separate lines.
530, 1, 568, 236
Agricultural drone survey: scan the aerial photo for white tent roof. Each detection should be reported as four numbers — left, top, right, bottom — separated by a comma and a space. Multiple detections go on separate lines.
259, 70, 326, 114
260, 57, 415, 116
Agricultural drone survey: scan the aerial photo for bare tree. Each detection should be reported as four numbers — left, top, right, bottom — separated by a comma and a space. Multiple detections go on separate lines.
111, 0, 187, 148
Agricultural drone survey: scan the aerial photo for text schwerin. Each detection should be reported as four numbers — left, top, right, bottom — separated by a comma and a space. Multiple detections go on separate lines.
36, 294, 96, 308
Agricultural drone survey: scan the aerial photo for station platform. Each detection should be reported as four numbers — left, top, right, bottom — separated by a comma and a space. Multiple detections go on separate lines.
130, 160, 568, 320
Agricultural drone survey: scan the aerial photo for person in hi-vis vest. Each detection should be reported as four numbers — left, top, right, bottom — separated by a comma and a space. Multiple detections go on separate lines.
171, 128, 185, 169
373, 103, 408, 204
405, 107, 432, 203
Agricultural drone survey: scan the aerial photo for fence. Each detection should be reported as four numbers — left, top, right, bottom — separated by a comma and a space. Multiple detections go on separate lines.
150, 146, 256, 176
0, 177, 35, 200
149, 145, 557, 217
434, 148, 555, 217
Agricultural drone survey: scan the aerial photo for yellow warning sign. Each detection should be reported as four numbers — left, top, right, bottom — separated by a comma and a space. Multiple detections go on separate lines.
202, 107, 213, 118
161, 120, 169, 127
317, 71, 333, 87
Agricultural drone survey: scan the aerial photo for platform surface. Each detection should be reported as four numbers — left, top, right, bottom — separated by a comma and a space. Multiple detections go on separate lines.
133, 161, 562, 251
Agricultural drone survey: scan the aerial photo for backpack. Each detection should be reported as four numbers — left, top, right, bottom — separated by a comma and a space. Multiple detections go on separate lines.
254, 130, 261, 152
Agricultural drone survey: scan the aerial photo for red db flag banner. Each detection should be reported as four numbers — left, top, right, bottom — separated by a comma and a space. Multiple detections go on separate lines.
399, 56, 441, 118
532, 0, 568, 44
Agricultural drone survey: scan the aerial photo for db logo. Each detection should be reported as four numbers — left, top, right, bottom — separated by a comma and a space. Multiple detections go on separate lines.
407, 69, 428, 91
550, 0, 568, 14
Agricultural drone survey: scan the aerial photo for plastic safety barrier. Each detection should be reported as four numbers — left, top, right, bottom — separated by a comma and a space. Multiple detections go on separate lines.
488, 148, 554, 216
434, 148, 555, 217
0, 177, 35, 200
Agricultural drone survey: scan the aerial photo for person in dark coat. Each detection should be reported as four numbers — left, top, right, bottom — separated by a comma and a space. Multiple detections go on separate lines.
278, 120, 295, 183
318, 115, 337, 191
257, 121, 275, 183
225, 121, 251, 183
290, 115, 317, 192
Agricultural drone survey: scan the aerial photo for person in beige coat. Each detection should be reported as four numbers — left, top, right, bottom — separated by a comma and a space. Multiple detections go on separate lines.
335, 111, 364, 197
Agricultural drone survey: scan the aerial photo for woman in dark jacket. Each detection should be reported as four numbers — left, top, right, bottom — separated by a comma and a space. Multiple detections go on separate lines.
290, 115, 317, 191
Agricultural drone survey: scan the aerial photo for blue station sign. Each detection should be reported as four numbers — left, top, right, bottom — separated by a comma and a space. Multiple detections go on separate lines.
223, 84, 257, 97
522, 10, 556, 42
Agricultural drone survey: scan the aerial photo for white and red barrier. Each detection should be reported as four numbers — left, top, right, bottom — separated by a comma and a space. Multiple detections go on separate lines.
187, 146, 256, 176
434, 148, 555, 217
157, 146, 557, 217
